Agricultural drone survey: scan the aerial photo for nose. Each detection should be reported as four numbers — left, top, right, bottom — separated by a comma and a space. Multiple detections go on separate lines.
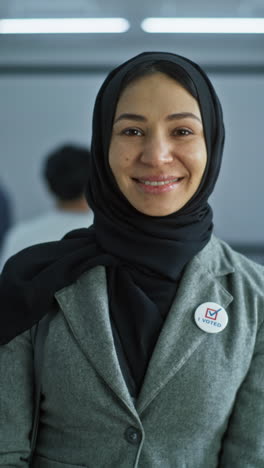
140, 132, 174, 166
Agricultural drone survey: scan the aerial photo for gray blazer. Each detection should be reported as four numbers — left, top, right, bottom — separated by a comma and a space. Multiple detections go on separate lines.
1, 236, 264, 467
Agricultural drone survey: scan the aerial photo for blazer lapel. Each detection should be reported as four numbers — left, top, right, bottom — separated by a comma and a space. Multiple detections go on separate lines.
54, 237, 235, 416
55, 266, 136, 413
137, 239, 234, 414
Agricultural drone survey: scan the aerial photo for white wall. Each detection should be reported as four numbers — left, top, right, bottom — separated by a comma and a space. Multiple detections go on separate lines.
0, 72, 263, 244
0, 74, 105, 220
209, 74, 264, 243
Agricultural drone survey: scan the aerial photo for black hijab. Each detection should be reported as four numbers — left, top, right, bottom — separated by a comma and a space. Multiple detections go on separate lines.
0, 52, 225, 358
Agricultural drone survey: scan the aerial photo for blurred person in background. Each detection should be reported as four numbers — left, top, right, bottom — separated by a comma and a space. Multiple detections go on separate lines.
0, 181, 13, 254
0, 144, 93, 269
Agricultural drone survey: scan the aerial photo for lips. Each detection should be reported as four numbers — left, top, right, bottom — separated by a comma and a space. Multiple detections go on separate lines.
133, 175, 184, 194
137, 177, 182, 186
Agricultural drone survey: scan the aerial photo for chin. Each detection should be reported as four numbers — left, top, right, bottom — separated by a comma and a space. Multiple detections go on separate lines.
134, 204, 182, 217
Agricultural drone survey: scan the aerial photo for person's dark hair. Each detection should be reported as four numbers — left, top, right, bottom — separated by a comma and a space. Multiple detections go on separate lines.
44, 144, 90, 201
119, 60, 198, 100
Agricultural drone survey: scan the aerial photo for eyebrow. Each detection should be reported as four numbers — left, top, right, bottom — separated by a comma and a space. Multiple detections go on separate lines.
114, 111, 202, 124
167, 112, 202, 123
114, 113, 146, 124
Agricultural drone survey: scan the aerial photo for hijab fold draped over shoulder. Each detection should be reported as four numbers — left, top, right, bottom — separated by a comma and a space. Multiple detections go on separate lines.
0, 52, 225, 355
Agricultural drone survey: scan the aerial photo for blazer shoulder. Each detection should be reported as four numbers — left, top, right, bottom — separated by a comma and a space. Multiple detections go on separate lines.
216, 236, 264, 272
214, 236, 264, 300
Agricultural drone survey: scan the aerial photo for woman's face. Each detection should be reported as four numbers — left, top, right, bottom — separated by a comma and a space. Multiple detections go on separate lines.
109, 72, 207, 216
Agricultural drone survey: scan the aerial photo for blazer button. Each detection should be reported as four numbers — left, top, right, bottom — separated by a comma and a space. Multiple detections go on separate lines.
125, 426, 141, 445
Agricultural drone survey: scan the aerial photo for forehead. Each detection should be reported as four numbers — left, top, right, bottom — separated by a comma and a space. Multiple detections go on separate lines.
115, 72, 201, 117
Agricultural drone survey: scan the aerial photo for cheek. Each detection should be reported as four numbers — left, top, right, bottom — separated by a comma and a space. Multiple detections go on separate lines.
199, 146, 208, 176
108, 141, 120, 174
109, 148, 126, 183
109, 140, 133, 172
188, 142, 207, 177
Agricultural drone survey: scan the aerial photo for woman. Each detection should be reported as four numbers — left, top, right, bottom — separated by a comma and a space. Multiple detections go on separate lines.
0, 52, 263, 467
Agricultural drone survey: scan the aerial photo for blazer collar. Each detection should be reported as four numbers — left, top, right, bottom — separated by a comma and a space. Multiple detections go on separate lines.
137, 236, 234, 412
55, 236, 234, 414
196, 234, 235, 277
55, 266, 137, 415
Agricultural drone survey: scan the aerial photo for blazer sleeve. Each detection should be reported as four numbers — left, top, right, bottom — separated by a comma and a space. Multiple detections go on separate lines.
0, 330, 33, 466
219, 319, 264, 467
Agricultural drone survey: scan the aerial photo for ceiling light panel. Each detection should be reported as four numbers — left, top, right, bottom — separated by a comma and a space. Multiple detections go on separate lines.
0, 17, 130, 34
141, 17, 264, 34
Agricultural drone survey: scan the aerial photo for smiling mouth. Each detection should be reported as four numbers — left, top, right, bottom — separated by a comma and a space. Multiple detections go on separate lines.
132, 176, 184, 194
136, 177, 183, 186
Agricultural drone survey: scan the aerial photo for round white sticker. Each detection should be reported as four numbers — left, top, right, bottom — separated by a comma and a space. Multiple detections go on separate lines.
194, 302, 228, 334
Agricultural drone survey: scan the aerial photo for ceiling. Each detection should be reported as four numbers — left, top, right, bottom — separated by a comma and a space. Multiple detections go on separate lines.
0, 0, 263, 69
1, 0, 264, 17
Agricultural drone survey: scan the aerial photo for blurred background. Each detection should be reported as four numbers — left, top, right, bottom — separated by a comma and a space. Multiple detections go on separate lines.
0, 0, 264, 261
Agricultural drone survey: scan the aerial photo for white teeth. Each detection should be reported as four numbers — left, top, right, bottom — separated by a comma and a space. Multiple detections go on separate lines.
139, 178, 180, 186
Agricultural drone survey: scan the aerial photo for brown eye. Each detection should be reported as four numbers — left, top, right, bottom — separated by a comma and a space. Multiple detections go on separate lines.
122, 128, 143, 136
173, 128, 193, 136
